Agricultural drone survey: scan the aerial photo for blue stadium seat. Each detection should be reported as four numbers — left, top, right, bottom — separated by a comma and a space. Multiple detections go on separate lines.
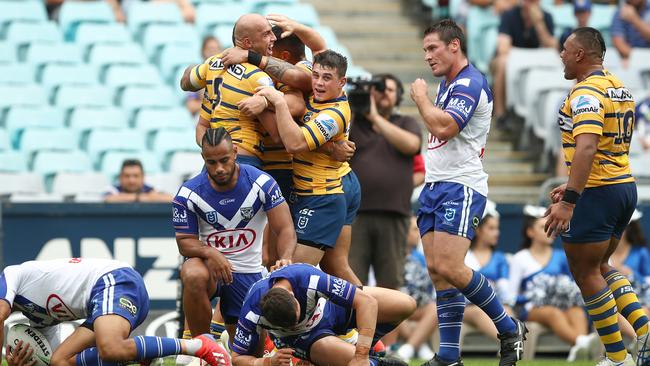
69, 107, 129, 145
19, 128, 78, 158
5, 106, 65, 147
213, 25, 235, 48
151, 129, 198, 160
75, 23, 132, 56
0, 1, 47, 30
544, 4, 575, 38
0, 151, 28, 172
142, 23, 200, 62
0, 85, 47, 112
54, 85, 114, 110
51, 172, 112, 197
87, 43, 148, 71
168, 151, 204, 177
466, 6, 499, 73
196, 3, 254, 36
0, 64, 35, 85
59, 0, 115, 41
39, 64, 99, 97
117, 85, 178, 114
127, 2, 184, 40
244, 0, 297, 7
86, 129, 146, 163
259, 4, 320, 27
0, 128, 10, 151
25, 43, 82, 66
134, 108, 194, 139
590, 5, 616, 33
4, 22, 62, 56
158, 43, 202, 82
103, 64, 164, 89
0, 42, 17, 64
101, 151, 161, 180
32, 150, 93, 181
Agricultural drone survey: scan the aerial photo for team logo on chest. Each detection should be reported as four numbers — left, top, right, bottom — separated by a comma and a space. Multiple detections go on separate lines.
240, 207, 254, 221
206, 211, 218, 224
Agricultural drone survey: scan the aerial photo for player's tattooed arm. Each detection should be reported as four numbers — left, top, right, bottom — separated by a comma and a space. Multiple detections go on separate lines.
264, 58, 312, 93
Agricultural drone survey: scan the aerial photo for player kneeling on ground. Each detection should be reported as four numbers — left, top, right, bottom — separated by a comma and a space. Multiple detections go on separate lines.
229, 263, 416, 366
0, 258, 229, 366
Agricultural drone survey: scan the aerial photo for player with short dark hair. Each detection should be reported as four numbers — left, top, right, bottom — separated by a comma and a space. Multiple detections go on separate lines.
410, 19, 527, 366
546, 26, 647, 366
229, 264, 416, 366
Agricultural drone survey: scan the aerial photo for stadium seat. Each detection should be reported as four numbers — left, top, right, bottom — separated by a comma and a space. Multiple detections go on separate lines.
85, 129, 146, 163
127, 2, 184, 40
145, 172, 184, 195
0, 42, 17, 64
87, 43, 148, 72
631, 152, 650, 179
542, 90, 568, 158
141, 23, 200, 62
506, 48, 562, 112
466, 6, 499, 73
0, 151, 28, 172
346, 65, 372, 79
51, 172, 112, 197
0, 173, 45, 196
4, 22, 62, 56
9, 192, 65, 203
213, 25, 235, 48
39, 64, 99, 97
196, 3, 254, 36
19, 128, 78, 158
259, 4, 320, 27
100, 151, 162, 181
517, 68, 572, 125
151, 129, 199, 161
75, 23, 132, 56
590, 5, 616, 44
615, 68, 645, 91
5, 106, 65, 147
103, 64, 164, 90
158, 43, 202, 82
59, 0, 115, 41
0, 64, 35, 85
168, 151, 204, 178
629, 49, 650, 89
0, 1, 47, 31
54, 85, 114, 111
134, 108, 194, 134
603, 49, 621, 70
25, 43, 83, 67
0, 85, 47, 112
117, 85, 178, 114
0, 129, 10, 150
68, 107, 128, 133
544, 4, 575, 38
32, 150, 93, 183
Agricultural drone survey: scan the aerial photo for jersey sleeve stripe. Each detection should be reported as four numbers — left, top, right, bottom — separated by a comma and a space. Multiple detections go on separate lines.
574, 86, 608, 98
303, 125, 320, 147
603, 132, 618, 137
222, 83, 254, 96
220, 101, 239, 110
574, 120, 604, 128
559, 110, 571, 118
244, 69, 261, 78
323, 108, 347, 131
454, 92, 476, 103
194, 66, 204, 81
201, 104, 212, 114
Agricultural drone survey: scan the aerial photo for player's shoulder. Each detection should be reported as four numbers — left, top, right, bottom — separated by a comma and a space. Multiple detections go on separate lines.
177, 173, 210, 196
454, 64, 488, 91
240, 164, 274, 187
296, 60, 313, 72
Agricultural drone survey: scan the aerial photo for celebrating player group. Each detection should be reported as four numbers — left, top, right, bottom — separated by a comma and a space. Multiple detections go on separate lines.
1, 10, 646, 366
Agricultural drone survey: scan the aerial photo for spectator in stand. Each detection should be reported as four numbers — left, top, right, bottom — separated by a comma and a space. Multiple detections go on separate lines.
393, 216, 438, 363
509, 206, 599, 362
348, 73, 422, 289
201, 35, 222, 60
455, 0, 516, 29
104, 159, 173, 203
611, 0, 650, 63
185, 91, 202, 121
635, 95, 650, 150
560, 0, 593, 49
492, 0, 558, 125
463, 201, 513, 340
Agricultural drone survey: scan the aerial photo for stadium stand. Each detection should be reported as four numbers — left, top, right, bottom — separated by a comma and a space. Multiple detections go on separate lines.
58, 0, 115, 41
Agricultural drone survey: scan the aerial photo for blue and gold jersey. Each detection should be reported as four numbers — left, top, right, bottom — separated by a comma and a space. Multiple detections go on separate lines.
261, 60, 313, 171
293, 93, 351, 195
191, 54, 274, 158
558, 69, 636, 187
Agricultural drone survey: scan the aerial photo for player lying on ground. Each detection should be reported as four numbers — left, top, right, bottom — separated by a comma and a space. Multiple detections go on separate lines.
0, 258, 229, 366
228, 263, 416, 366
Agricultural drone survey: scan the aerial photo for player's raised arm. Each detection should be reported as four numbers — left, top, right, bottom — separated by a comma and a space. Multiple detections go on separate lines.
266, 14, 327, 56
255, 87, 309, 153
410, 79, 460, 141
180, 63, 208, 92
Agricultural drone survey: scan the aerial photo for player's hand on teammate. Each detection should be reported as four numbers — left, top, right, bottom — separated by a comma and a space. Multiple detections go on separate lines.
207, 250, 234, 285
221, 47, 249, 67
6, 341, 36, 366
544, 201, 574, 238
330, 140, 356, 162
266, 14, 299, 39
270, 259, 292, 272
549, 183, 567, 203
270, 348, 294, 366
410, 79, 429, 102
238, 96, 268, 116
255, 86, 284, 106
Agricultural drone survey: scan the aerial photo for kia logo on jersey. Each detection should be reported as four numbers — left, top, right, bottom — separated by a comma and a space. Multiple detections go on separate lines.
206, 228, 256, 254
46, 294, 76, 321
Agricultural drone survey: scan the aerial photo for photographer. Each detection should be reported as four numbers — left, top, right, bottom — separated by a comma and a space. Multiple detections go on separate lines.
348, 73, 422, 289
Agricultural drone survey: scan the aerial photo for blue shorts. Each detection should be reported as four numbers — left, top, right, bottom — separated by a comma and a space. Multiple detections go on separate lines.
271, 302, 396, 361
267, 169, 292, 200
417, 181, 487, 240
213, 272, 263, 324
342, 171, 361, 225
83, 267, 149, 332
236, 155, 262, 169
290, 194, 346, 249
562, 182, 637, 244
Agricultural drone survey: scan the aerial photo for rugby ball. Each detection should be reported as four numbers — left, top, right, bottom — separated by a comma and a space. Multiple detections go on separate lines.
5, 324, 52, 366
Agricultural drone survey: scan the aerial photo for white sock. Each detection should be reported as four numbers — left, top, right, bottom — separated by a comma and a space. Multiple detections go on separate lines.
396, 344, 415, 360
183, 339, 203, 355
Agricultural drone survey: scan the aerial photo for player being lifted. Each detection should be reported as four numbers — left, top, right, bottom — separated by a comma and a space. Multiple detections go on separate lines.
173, 128, 297, 341
0, 258, 228, 366
229, 263, 415, 366
410, 19, 527, 366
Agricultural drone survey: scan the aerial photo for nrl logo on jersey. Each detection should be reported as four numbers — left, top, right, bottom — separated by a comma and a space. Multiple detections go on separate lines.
206, 211, 218, 224
302, 111, 314, 123
240, 207, 254, 221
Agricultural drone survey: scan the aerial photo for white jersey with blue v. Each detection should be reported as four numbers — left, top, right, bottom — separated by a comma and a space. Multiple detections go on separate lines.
427, 63, 492, 196
172, 164, 285, 273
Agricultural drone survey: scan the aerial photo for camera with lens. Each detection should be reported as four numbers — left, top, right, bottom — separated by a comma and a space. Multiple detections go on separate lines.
347, 76, 386, 116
